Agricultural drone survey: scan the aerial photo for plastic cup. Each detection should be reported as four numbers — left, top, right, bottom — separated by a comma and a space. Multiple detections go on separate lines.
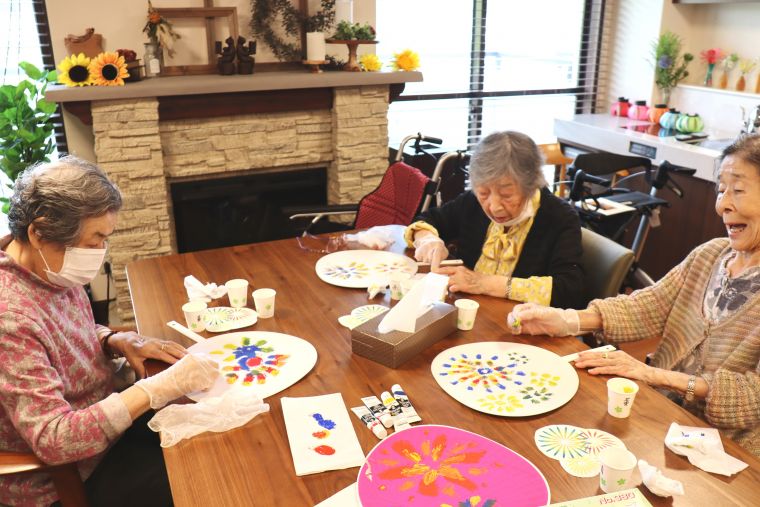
455, 299, 479, 331
225, 279, 249, 308
607, 377, 640, 418
599, 447, 637, 493
389, 273, 411, 300
252, 288, 276, 318
182, 301, 207, 332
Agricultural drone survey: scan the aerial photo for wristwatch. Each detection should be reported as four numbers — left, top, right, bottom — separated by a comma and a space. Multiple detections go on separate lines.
684, 375, 697, 403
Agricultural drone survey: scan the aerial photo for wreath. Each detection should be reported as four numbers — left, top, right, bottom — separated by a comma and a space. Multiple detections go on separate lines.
250, 0, 335, 62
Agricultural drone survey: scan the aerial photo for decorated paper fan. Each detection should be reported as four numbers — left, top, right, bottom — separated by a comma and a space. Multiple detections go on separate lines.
357, 425, 551, 507
431, 342, 579, 417
203, 306, 258, 332
338, 305, 389, 330
534, 424, 588, 460
187, 331, 317, 401
316, 250, 417, 288
579, 428, 625, 456
560, 455, 602, 478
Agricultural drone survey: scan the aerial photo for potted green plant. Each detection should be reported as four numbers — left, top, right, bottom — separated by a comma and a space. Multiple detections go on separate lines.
0, 62, 58, 213
650, 31, 693, 105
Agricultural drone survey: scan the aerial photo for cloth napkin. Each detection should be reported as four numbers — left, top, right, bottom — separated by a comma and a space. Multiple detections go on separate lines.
148, 388, 269, 447
637, 459, 684, 497
664, 422, 748, 476
344, 225, 396, 250
184, 275, 227, 303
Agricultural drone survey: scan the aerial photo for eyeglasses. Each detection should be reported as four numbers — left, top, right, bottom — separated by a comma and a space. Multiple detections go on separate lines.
295, 232, 347, 254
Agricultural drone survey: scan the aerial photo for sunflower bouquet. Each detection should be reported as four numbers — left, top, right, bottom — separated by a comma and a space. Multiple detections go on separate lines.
57, 52, 130, 87
143, 1, 181, 57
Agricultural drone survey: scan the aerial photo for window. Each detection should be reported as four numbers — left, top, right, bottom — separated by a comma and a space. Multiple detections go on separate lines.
377, 0, 605, 149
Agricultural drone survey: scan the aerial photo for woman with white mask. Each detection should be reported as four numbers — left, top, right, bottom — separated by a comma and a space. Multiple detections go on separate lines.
0, 156, 218, 506
406, 131, 584, 308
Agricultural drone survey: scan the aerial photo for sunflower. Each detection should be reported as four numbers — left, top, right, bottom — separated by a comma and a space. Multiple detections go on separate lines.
392, 49, 420, 72
57, 53, 92, 87
89, 52, 129, 86
359, 53, 382, 72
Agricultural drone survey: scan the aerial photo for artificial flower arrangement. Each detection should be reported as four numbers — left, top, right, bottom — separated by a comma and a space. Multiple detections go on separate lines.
57, 52, 129, 87
356, 49, 420, 72
736, 58, 757, 92
143, 0, 180, 57
718, 52, 739, 89
699, 47, 725, 87
332, 21, 376, 41
650, 31, 693, 104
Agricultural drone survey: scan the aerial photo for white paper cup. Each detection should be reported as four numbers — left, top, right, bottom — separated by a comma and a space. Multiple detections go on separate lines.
607, 377, 640, 418
455, 299, 479, 330
225, 279, 249, 308
182, 301, 207, 332
252, 288, 276, 318
599, 447, 637, 493
389, 273, 411, 300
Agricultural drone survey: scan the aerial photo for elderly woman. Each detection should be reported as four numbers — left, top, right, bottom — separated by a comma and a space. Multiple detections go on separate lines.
0, 156, 218, 506
406, 131, 584, 308
508, 134, 760, 458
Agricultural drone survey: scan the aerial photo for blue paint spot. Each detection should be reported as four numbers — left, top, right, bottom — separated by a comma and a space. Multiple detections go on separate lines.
497, 384, 506, 390
491, 355, 498, 360
516, 371, 526, 376
461, 354, 468, 359
443, 363, 451, 368
477, 367, 492, 375
476, 353, 482, 359
466, 386, 473, 391
507, 363, 517, 368
312, 413, 336, 430
514, 381, 523, 385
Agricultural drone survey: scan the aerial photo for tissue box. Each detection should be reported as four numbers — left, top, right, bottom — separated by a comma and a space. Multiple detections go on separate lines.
351, 302, 457, 368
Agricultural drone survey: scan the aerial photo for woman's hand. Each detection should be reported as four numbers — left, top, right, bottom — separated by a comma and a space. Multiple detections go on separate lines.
437, 266, 491, 294
108, 331, 187, 379
135, 353, 219, 409
412, 232, 449, 269
573, 349, 654, 383
507, 303, 580, 336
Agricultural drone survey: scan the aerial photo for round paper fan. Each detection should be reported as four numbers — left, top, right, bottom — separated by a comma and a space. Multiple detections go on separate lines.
579, 428, 626, 456
560, 455, 601, 478
534, 424, 588, 460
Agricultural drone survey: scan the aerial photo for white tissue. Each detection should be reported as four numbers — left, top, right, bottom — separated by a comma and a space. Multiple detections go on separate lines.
377, 273, 448, 334
367, 278, 388, 299
147, 388, 269, 447
344, 225, 396, 250
184, 275, 227, 303
664, 422, 748, 476
638, 459, 684, 497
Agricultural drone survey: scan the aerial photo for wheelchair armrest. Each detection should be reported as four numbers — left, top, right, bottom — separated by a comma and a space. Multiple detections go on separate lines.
286, 204, 359, 221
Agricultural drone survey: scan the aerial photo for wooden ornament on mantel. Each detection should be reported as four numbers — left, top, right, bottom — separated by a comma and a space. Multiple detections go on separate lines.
64, 28, 103, 58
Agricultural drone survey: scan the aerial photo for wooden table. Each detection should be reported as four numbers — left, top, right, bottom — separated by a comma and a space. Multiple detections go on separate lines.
127, 234, 760, 506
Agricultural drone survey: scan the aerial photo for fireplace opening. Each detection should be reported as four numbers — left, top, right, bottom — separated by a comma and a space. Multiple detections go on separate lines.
171, 168, 327, 253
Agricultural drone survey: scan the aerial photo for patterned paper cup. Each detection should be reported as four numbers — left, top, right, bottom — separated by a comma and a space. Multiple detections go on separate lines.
182, 301, 207, 333
388, 272, 411, 301
454, 299, 479, 331
252, 288, 276, 318
599, 447, 637, 493
607, 377, 639, 418
225, 279, 249, 308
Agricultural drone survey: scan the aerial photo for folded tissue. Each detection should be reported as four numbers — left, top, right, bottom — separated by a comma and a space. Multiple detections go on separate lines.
637, 459, 684, 497
377, 273, 449, 334
148, 387, 269, 447
344, 225, 396, 250
664, 422, 748, 476
184, 275, 227, 303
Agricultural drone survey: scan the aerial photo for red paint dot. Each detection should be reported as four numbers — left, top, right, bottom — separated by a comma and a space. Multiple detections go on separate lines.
312, 431, 329, 439
313, 445, 335, 455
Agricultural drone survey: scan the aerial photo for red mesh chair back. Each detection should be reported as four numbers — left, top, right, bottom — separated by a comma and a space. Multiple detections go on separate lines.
354, 162, 431, 229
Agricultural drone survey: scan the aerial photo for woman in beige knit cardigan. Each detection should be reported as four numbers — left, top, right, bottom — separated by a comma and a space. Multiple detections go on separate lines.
508, 134, 760, 458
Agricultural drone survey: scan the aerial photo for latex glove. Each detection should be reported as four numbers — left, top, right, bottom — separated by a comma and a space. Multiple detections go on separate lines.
507, 303, 580, 336
135, 353, 219, 409
413, 234, 449, 269
638, 459, 684, 497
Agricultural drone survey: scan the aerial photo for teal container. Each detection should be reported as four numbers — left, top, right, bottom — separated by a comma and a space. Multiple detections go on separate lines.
659, 108, 680, 130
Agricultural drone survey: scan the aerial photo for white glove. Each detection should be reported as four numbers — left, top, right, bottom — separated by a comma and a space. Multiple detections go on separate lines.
507, 303, 580, 337
413, 234, 449, 267
136, 353, 219, 409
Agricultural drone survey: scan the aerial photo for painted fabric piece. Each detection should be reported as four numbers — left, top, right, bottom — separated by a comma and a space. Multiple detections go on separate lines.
316, 250, 417, 288
281, 393, 365, 476
431, 342, 579, 417
186, 331, 317, 401
357, 425, 550, 507
338, 305, 389, 330
535, 425, 626, 478
203, 306, 258, 332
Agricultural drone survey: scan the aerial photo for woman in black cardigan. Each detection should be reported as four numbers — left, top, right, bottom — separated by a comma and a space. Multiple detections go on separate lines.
404, 131, 584, 309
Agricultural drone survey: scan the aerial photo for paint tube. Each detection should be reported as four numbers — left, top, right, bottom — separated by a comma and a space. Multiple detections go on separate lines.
380, 391, 411, 431
351, 406, 387, 439
391, 384, 421, 423
361, 395, 394, 428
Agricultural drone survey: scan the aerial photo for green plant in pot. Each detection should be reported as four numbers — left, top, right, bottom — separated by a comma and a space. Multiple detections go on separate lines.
0, 62, 58, 213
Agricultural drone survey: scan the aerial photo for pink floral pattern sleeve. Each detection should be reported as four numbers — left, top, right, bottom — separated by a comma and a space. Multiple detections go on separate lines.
0, 249, 132, 506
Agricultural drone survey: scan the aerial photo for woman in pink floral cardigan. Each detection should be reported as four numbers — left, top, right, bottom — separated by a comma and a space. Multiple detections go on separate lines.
0, 156, 218, 506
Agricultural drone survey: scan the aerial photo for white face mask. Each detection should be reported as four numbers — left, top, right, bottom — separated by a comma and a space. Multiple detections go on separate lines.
494, 196, 535, 228
38, 246, 106, 288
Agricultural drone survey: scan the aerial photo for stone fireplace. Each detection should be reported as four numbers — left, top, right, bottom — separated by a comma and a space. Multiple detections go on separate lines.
47, 72, 421, 321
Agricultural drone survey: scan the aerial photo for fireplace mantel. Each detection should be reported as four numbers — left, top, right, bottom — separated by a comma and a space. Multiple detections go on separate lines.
46, 71, 422, 125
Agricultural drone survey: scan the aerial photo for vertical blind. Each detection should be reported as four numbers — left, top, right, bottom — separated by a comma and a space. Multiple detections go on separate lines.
377, 0, 607, 149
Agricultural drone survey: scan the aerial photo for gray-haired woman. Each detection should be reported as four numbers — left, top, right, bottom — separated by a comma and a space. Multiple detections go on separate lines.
0, 156, 218, 506
405, 131, 584, 308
